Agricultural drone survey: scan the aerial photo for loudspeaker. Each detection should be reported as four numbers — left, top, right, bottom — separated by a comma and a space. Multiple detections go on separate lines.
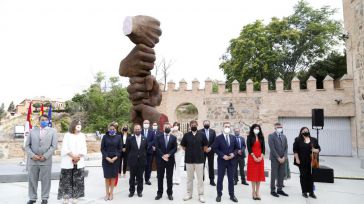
312, 109, 324, 128
312, 165, 334, 183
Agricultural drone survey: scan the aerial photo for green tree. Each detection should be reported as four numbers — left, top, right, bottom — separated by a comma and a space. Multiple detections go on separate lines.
33, 103, 41, 111
297, 52, 347, 89
66, 72, 131, 132
7, 101, 15, 112
220, 0, 343, 90
0, 103, 5, 119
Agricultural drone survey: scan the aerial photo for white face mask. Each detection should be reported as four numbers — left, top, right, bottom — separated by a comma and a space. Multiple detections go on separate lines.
276, 128, 283, 133
152, 125, 158, 130
143, 124, 149, 129
75, 125, 82, 132
253, 129, 260, 135
173, 126, 179, 131
224, 127, 230, 134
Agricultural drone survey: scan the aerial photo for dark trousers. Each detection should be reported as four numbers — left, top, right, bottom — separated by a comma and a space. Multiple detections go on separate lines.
270, 159, 285, 192
145, 153, 154, 181
119, 153, 128, 174
157, 161, 174, 196
217, 160, 235, 197
234, 156, 246, 182
299, 163, 313, 193
203, 152, 215, 182
129, 164, 145, 194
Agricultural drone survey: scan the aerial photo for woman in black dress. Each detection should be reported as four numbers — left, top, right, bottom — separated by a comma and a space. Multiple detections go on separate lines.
293, 127, 320, 199
119, 125, 131, 177
101, 122, 122, 201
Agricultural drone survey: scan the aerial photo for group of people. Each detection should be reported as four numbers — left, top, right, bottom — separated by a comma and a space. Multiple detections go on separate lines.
24, 115, 321, 204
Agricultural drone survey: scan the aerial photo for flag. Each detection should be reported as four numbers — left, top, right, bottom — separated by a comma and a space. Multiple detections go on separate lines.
48, 103, 52, 127
40, 103, 44, 116
26, 101, 33, 130
24, 101, 33, 147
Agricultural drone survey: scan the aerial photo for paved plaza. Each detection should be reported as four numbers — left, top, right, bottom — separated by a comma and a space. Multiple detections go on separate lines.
0, 155, 364, 204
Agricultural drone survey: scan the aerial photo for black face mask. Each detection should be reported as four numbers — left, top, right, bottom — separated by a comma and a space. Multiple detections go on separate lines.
122, 128, 128, 132
191, 126, 197, 132
302, 132, 310, 137
164, 128, 171, 134
134, 131, 141, 136
204, 124, 210, 129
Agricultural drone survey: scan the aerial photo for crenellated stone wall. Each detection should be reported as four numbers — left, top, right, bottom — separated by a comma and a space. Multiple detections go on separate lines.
157, 75, 357, 154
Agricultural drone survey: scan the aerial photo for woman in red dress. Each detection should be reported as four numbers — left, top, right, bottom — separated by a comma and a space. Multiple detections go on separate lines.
247, 124, 265, 200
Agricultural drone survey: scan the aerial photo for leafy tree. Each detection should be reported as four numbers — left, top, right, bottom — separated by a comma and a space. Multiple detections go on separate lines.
66, 72, 131, 133
297, 52, 347, 89
33, 103, 41, 111
220, 0, 343, 90
7, 101, 15, 112
0, 103, 5, 119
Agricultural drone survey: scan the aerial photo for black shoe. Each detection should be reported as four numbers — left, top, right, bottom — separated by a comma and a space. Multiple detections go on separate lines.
128, 193, 134, 197
277, 190, 288, 196
210, 181, 216, 186
216, 196, 221, 202
234, 180, 238, 185
155, 194, 162, 200
168, 195, 173, 200
27, 201, 36, 204
41, 200, 48, 204
138, 193, 143, 197
271, 192, 279, 197
302, 193, 308, 198
230, 196, 238, 202
242, 181, 249, 185
145, 180, 152, 185
309, 192, 317, 199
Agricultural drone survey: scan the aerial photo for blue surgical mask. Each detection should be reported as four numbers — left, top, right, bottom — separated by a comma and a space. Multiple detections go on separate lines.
40, 121, 48, 128
109, 130, 116, 135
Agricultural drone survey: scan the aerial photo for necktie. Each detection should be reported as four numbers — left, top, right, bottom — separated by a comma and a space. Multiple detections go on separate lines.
226, 135, 230, 146
165, 135, 168, 148
237, 137, 241, 149
206, 129, 209, 142
278, 134, 283, 144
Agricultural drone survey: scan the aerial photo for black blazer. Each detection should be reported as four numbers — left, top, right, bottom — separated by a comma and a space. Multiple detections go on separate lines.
121, 133, 132, 148
212, 134, 239, 164
154, 132, 177, 164
293, 136, 321, 166
246, 134, 265, 155
125, 135, 148, 168
199, 128, 216, 147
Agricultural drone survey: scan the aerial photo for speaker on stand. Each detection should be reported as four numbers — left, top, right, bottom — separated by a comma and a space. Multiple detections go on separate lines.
311, 109, 334, 183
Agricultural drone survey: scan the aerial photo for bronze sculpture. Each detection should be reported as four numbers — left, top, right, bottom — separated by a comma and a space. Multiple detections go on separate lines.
119, 15, 167, 127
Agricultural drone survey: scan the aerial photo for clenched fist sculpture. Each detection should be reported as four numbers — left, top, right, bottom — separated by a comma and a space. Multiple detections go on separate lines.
119, 15, 168, 128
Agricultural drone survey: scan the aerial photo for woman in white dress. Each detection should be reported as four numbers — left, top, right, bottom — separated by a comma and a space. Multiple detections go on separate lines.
58, 120, 87, 204
172, 122, 184, 185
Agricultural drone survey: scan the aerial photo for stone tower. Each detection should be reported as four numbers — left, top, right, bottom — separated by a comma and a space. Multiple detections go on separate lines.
343, 0, 364, 157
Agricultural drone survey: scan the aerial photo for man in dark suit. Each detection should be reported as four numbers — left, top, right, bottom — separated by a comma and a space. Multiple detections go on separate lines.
212, 122, 238, 203
199, 120, 216, 186
126, 124, 148, 198
233, 128, 249, 185
141, 119, 156, 185
268, 122, 289, 197
154, 122, 177, 201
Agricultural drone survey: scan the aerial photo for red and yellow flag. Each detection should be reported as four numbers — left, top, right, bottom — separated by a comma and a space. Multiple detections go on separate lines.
26, 101, 33, 129
40, 103, 44, 116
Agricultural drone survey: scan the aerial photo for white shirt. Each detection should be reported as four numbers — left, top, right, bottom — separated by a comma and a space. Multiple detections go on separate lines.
135, 135, 142, 149
123, 134, 127, 145
60, 132, 87, 169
